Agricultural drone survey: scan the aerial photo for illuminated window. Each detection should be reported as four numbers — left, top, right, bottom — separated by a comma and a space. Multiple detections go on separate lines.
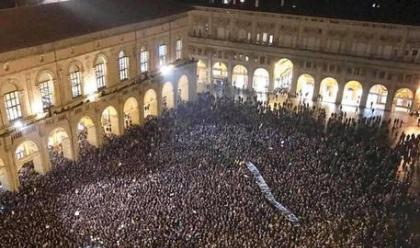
5, 91, 22, 121
262, 33, 268, 43
95, 63, 106, 89
159, 44, 167, 66
119, 51, 129, 80
70, 68, 82, 98
140, 48, 149, 73
15, 146, 24, 160
269, 34, 274, 45
176, 40, 183, 60
39, 80, 54, 109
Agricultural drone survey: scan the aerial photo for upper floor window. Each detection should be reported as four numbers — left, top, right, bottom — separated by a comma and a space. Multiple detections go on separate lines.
119, 51, 129, 81
70, 66, 82, 98
140, 48, 149, 73
95, 62, 106, 90
5, 91, 22, 121
39, 79, 54, 109
159, 44, 167, 66
176, 39, 183, 60
269, 34, 274, 45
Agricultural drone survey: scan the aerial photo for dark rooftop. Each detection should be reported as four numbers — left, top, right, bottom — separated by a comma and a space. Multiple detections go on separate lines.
179, 0, 420, 26
0, 0, 191, 54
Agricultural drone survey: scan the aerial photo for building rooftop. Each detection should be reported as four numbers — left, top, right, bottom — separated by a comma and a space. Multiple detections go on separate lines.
0, 0, 191, 53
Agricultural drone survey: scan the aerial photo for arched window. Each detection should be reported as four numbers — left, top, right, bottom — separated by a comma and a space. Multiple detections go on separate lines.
38, 73, 54, 109
158, 44, 167, 66
118, 51, 129, 81
4, 90, 22, 121
140, 47, 149, 73
69, 65, 82, 98
95, 56, 106, 89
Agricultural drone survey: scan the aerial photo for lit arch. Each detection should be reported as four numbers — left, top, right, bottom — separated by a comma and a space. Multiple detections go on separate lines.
162, 82, 175, 110
101, 106, 120, 136
342, 81, 363, 106
197, 60, 208, 85
78, 116, 98, 147
212, 62, 228, 84
0, 159, 8, 189
232, 65, 248, 89
274, 58, 293, 91
296, 74, 315, 101
393, 88, 414, 112
144, 89, 158, 118
319, 77, 339, 103
178, 75, 189, 102
253, 68, 270, 93
367, 84, 388, 109
124, 97, 140, 129
48, 128, 73, 159
15, 140, 43, 174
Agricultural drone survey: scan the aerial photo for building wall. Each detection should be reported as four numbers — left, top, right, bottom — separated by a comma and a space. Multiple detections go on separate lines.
0, 13, 197, 191
188, 7, 420, 110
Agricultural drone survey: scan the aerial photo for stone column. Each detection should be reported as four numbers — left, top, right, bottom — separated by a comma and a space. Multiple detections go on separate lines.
312, 74, 322, 102
385, 88, 395, 112
359, 86, 369, 109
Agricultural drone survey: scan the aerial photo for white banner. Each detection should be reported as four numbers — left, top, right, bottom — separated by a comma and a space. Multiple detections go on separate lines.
246, 161, 300, 225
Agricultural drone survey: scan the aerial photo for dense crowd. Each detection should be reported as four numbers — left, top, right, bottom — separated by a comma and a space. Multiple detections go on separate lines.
0, 92, 419, 247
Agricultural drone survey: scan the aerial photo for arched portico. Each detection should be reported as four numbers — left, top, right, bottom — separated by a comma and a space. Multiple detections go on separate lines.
273, 58, 293, 91
212, 62, 228, 85
124, 97, 140, 129
367, 84, 388, 109
78, 116, 98, 147
48, 128, 73, 160
101, 106, 120, 136
162, 82, 175, 110
296, 74, 315, 101
393, 88, 414, 112
232, 65, 248, 89
177, 75, 189, 103
342, 81, 363, 106
144, 89, 158, 118
319, 77, 339, 103
15, 140, 43, 175
253, 68, 270, 93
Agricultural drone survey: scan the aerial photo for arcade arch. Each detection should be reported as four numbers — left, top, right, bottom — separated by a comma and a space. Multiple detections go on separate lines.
15, 140, 42, 174
197, 60, 208, 85
296, 74, 315, 101
123, 97, 140, 129
162, 82, 175, 110
144, 89, 158, 118
342, 81, 363, 106
273, 59, 293, 91
232, 65, 248, 89
0, 159, 7, 189
101, 106, 119, 136
253, 68, 270, 93
48, 128, 73, 159
393, 88, 414, 112
367, 84, 388, 109
212, 62, 228, 85
319, 77, 339, 103
178, 75, 189, 102
77, 116, 98, 147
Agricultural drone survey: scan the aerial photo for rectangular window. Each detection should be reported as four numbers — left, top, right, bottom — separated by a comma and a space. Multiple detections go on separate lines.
176, 39, 183, 60
269, 34, 274, 45
262, 33, 268, 43
5, 91, 22, 121
119, 56, 129, 80
39, 81, 54, 109
95, 63, 106, 89
70, 71, 82, 98
159, 44, 167, 66
140, 49, 149, 73
256, 33, 261, 43
247, 32, 251, 42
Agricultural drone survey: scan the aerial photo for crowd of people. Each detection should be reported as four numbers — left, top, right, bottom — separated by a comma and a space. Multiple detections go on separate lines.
0, 92, 419, 247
